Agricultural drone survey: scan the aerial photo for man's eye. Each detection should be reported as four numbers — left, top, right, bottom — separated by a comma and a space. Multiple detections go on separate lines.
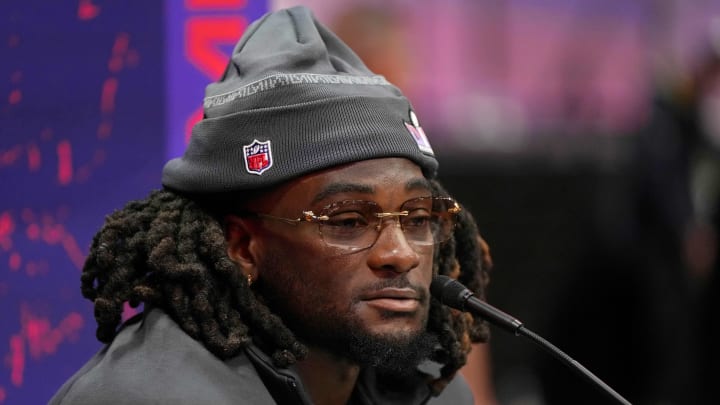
325, 213, 369, 228
403, 213, 431, 228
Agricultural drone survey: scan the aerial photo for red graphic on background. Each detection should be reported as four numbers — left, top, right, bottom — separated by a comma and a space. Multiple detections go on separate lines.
26, 143, 40, 172
2, 9, 141, 405
0, 212, 14, 251
122, 302, 141, 322
9, 335, 24, 387
108, 33, 131, 73
7, 306, 84, 387
187, 0, 247, 10
77, 0, 100, 20
0, 146, 22, 168
7, 90, 21, 105
56, 140, 73, 185
0, 33, 136, 188
1, 207, 85, 273
186, 18, 247, 79
182, 7, 248, 144
8, 253, 21, 271
100, 78, 118, 113
24, 208, 85, 270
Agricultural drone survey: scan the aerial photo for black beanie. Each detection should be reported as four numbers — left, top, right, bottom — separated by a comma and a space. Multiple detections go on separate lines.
162, 6, 438, 193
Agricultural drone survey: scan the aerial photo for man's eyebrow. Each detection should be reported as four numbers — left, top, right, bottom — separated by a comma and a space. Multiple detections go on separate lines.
312, 183, 374, 204
312, 178, 432, 204
406, 178, 432, 193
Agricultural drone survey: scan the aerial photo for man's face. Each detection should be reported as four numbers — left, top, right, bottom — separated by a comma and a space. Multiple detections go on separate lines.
232, 157, 436, 369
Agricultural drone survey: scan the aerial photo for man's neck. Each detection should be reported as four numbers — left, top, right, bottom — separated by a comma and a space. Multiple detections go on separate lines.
294, 348, 360, 405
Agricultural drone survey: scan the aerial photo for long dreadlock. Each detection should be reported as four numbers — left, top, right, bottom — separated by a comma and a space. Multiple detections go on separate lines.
81, 180, 491, 391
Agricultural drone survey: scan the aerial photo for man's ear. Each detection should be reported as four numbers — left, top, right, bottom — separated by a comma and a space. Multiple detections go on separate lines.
224, 215, 259, 282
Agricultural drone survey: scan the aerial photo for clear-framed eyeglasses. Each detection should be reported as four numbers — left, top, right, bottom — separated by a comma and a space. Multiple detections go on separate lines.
238, 196, 462, 251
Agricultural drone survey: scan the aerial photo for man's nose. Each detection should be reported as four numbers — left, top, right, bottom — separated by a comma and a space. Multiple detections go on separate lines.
367, 216, 421, 274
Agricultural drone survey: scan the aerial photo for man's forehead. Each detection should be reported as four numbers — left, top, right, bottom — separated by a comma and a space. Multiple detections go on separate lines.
240, 157, 428, 211
311, 178, 431, 205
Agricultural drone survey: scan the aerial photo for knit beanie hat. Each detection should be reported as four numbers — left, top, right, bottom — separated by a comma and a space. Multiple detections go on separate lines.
162, 5, 438, 194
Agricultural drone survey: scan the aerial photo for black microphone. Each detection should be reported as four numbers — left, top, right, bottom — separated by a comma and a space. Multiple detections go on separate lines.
430, 274, 524, 334
431, 275, 632, 405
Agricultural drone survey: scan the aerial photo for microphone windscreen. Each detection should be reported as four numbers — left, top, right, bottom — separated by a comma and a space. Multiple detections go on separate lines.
430, 275, 471, 309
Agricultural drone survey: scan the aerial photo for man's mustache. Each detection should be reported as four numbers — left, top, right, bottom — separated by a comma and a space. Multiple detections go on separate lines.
352, 277, 429, 304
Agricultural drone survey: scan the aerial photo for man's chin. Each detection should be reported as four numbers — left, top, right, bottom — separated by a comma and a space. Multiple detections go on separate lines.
365, 321, 425, 340
325, 326, 436, 375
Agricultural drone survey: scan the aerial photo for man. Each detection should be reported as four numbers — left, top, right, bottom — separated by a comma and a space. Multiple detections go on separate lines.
50, 6, 490, 404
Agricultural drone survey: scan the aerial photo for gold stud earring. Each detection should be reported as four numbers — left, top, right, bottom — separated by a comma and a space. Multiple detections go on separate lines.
246, 273, 254, 286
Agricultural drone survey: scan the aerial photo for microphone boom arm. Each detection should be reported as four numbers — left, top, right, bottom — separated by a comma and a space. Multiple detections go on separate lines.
431, 275, 632, 405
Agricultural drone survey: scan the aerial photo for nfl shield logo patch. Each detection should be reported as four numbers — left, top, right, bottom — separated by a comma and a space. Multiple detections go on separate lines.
243, 139, 273, 175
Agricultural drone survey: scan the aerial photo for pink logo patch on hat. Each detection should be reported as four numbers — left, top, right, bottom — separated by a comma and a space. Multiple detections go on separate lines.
243, 139, 273, 175
404, 110, 434, 155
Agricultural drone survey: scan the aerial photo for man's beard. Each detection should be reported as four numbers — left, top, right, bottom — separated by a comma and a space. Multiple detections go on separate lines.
338, 318, 439, 377
292, 299, 439, 377
255, 255, 437, 376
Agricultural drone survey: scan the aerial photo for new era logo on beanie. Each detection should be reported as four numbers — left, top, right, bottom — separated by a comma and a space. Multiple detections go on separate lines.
162, 6, 439, 193
405, 110, 433, 155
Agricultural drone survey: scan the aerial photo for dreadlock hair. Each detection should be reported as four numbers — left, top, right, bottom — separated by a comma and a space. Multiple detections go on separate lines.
425, 179, 492, 393
81, 181, 491, 392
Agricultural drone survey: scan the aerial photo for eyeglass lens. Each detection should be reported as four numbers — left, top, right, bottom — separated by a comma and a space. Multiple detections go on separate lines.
318, 197, 456, 250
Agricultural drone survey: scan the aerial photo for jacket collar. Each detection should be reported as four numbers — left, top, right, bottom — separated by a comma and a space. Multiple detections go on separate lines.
243, 344, 435, 405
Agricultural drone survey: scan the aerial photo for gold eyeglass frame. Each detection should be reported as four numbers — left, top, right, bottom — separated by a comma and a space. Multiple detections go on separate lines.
239, 196, 462, 250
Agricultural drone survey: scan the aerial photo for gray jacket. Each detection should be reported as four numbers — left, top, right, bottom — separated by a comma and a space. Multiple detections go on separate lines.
50, 309, 474, 404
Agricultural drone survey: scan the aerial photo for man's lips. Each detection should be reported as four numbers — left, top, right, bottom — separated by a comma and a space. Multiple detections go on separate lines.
360, 288, 422, 312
